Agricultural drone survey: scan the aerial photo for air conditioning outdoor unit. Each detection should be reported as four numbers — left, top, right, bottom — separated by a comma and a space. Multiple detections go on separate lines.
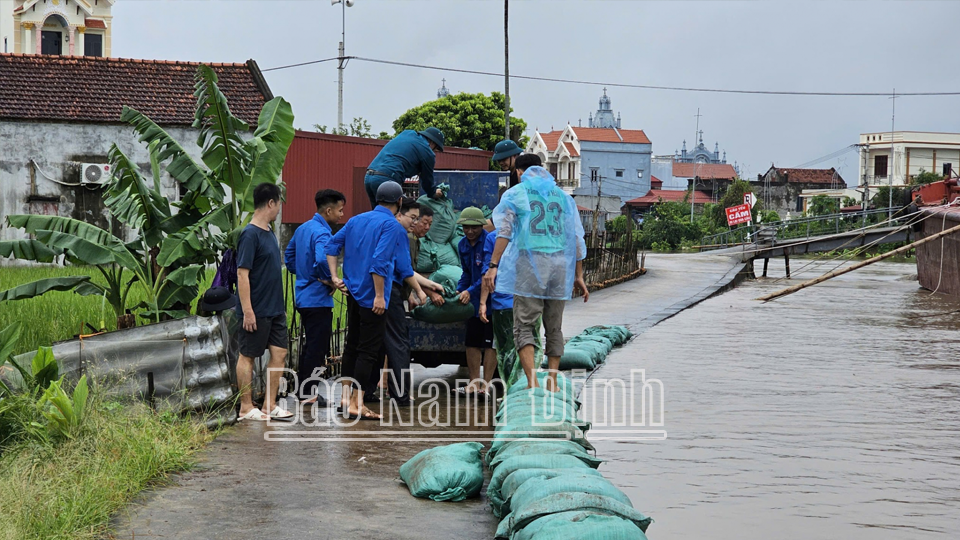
81, 163, 111, 185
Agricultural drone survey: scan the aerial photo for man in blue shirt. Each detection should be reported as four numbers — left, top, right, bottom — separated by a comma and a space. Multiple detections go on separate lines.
326, 181, 428, 420
364, 127, 445, 209
284, 189, 345, 407
455, 207, 496, 396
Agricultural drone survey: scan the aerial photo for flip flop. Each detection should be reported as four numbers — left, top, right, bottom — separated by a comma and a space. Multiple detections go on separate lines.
268, 406, 295, 421
342, 408, 381, 421
238, 408, 268, 422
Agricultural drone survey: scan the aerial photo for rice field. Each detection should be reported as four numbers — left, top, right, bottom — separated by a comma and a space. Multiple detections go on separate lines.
0, 264, 350, 356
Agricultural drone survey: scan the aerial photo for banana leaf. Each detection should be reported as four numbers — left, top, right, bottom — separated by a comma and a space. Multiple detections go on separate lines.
193, 65, 250, 208
105, 143, 172, 248
0, 239, 61, 263
0, 276, 92, 302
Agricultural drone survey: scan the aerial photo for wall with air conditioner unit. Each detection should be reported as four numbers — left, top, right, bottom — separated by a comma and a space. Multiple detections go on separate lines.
0, 120, 209, 256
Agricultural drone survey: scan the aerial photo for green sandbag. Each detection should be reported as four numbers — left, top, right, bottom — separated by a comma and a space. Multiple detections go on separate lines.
571, 334, 614, 356
512, 511, 649, 540
488, 419, 593, 462
501, 386, 581, 410
488, 440, 602, 471
545, 346, 595, 370
498, 469, 605, 514
496, 394, 580, 426
419, 194, 458, 244
417, 239, 460, 273
508, 372, 578, 403
399, 442, 484, 502
410, 265, 475, 323
507, 475, 633, 518
495, 493, 653, 539
583, 325, 632, 346
486, 455, 595, 518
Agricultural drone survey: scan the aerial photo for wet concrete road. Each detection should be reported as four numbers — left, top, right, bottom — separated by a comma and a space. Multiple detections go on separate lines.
110, 252, 746, 539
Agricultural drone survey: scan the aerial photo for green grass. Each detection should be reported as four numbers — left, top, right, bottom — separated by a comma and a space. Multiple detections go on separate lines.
0, 397, 213, 540
0, 265, 347, 355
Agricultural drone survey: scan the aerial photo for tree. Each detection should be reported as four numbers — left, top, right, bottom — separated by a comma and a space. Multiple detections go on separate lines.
391, 92, 528, 151
808, 195, 839, 216
911, 168, 942, 187
314, 117, 374, 138
710, 178, 759, 228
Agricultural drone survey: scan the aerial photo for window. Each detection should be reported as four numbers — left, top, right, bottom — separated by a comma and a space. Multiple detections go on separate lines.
590, 168, 599, 182
549, 163, 558, 178
41, 31, 62, 55
84, 33, 103, 57
615, 170, 624, 178
944, 163, 953, 177
874, 155, 888, 178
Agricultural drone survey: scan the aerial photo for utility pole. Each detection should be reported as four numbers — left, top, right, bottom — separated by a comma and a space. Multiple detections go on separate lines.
889, 88, 896, 220
504, 0, 510, 139
591, 174, 603, 247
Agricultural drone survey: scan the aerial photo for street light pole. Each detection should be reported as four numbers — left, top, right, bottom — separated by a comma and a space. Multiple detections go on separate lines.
504, 0, 510, 140
333, 0, 354, 131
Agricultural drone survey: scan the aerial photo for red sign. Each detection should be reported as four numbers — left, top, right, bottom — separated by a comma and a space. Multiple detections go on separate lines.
725, 204, 752, 226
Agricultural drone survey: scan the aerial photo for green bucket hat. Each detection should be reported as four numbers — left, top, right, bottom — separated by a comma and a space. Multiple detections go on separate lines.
492, 140, 522, 162
457, 206, 487, 226
418, 127, 445, 152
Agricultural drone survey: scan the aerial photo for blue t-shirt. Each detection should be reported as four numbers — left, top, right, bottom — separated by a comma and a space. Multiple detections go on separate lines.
457, 229, 489, 315
236, 224, 285, 318
325, 206, 413, 309
482, 229, 513, 311
283, 214, 335, 309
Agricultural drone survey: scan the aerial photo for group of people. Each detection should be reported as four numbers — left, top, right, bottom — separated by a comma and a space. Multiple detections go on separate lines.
232, 128, 589, 423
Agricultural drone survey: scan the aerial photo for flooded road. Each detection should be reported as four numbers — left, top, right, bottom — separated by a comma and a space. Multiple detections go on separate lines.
597, 259, 960, 539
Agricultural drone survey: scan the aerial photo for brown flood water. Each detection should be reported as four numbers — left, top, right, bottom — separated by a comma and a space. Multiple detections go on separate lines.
598, 259, 960, 539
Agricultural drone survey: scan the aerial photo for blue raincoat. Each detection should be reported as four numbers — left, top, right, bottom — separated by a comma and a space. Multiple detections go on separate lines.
492, 166, 587, 300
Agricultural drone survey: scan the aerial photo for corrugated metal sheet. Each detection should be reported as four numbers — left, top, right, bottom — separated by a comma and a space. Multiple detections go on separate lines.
15, 315, 238, 426
282, 131, 493, 224
917, 207, 960, 297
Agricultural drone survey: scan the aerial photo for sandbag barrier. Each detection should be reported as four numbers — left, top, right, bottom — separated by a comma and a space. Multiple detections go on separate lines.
487, 370, 652, 539
543, 325, 633, 371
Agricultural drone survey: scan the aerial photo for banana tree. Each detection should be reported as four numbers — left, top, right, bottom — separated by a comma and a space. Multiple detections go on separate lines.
120, 65, 295, 272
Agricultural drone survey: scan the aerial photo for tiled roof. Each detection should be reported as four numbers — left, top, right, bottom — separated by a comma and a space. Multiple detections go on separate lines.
85, 19, 107, 29
672, 162, 738, 180
626, 189, 712, 207
767, 167, 844, 185
0, 54, 272, 126
563, 142, 579, 157
539, 130, 562, 151
650, 175, 663, 188
572, 127, 651, 144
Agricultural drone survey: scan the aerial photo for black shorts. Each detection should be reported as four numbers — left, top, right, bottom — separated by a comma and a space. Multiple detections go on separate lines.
239, 314, 288, 358
465, 316, 494, 349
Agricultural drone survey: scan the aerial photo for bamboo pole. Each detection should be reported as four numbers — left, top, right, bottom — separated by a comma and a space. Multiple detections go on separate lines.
756, 220, 960, 302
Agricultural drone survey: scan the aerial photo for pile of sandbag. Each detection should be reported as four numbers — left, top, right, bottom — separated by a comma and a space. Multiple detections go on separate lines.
416, 191, 461, 274
399, 442, 484, 502
543, 325, 633, 371
410, 265, 475, 324
487, 371, 653, 539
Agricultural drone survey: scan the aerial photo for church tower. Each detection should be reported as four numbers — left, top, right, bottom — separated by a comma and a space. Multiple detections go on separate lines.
437, 78, 450, 99
588, 88, 621, 129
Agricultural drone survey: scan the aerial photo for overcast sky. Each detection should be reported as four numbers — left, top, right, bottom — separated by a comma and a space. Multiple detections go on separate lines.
113, 1, 960, 183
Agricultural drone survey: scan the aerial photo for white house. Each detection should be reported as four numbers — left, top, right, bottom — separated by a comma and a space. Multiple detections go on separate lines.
858, 131, 960, 188
0, 0, 115, 56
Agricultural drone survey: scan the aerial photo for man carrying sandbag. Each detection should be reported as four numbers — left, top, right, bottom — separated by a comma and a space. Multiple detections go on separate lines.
364, 127, 446, 209
455, 207, 497, 397
483, 162, 590, 392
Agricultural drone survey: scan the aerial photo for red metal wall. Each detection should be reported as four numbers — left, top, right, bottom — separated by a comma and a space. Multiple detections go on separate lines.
282, 131, 493, 224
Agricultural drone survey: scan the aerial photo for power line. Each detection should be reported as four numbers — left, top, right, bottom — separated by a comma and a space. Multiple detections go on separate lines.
261, 57, 340, 72
263, 55, 960, 97
791, 144, 861, 168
